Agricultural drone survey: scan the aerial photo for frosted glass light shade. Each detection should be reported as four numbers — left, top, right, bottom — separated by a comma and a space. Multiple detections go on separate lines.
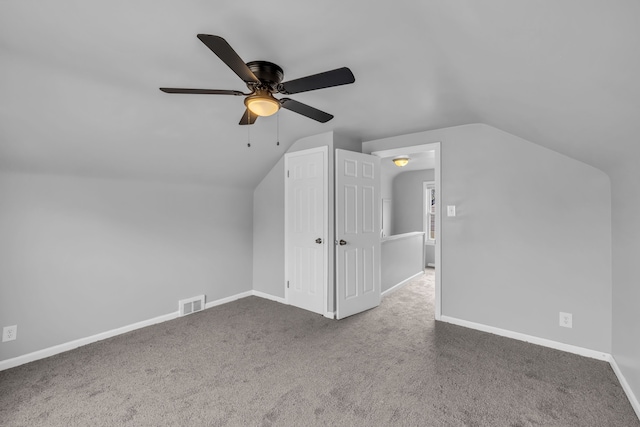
393, 156, 410, 167
245, 95, 280, 117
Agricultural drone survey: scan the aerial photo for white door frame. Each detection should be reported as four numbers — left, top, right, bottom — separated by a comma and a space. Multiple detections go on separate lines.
284, 146, 329, 316
371, 142, 442, 320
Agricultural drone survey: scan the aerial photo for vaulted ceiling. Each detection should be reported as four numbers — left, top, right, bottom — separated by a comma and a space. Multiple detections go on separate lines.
2, 1, 639, 189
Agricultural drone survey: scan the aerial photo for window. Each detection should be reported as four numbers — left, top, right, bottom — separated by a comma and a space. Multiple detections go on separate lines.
424, 181, 436, 244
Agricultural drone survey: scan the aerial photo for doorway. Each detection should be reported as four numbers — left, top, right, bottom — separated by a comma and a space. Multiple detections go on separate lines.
371, 143, 441, 320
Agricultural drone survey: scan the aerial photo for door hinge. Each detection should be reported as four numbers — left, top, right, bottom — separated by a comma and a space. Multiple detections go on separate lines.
287, 170, 290, 178
287, 280, 290, 288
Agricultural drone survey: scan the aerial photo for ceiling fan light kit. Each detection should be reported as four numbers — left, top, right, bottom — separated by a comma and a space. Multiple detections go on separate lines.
160, 35, 355, 125
245, 90, 280, 117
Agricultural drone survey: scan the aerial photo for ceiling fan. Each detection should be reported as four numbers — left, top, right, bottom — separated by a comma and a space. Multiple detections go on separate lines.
160, 35, 355, 125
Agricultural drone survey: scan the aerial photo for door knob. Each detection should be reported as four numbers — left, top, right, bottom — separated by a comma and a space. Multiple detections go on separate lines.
339, 239, 347, 246
315, 238, 322, 244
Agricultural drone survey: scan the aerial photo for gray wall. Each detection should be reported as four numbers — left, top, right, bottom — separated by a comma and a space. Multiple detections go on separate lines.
253, 157, 285, 298
364, 124, 612, 353
380, 167, 394, 200
392, 169, 435, 235
424, 245, 435, 267
0, 171, 254, 361
611, 165, 640, 404
392, 169, 436, 267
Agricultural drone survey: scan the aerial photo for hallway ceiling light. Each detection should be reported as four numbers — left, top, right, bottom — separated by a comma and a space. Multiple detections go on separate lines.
392, 156, 410, 167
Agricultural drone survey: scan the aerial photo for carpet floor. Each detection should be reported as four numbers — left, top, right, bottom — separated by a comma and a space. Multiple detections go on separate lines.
0, 270, 638, 426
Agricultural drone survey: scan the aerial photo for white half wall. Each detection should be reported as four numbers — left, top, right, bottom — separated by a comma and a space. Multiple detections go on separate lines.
363, 124, 612, 353
0, 171, 254, 362
381, 232, 425, 294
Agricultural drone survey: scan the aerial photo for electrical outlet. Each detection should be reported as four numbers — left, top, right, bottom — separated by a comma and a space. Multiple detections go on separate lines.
559, 312, 572, 328
2, 325, 17, 342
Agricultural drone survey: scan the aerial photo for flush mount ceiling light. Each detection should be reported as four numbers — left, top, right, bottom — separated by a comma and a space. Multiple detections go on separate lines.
244, 90, 280, 117
392, 156, 410, 167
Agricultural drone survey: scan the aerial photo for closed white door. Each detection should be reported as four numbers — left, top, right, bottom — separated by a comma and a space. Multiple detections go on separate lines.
285, 147, 328, 315
335, 149, 381, 319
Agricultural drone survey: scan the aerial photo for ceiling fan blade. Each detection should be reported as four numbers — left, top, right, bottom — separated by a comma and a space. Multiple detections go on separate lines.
280, 98, 333, 123
197, 34, 259, 84
278, 67, 355, 95
159, 88, 245, 95
239, 108, 258, 125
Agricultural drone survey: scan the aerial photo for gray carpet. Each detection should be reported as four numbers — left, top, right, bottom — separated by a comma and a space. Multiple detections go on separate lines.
1, 271, 638, 426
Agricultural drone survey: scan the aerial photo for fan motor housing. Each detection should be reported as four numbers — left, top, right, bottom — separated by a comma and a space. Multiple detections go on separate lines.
246, 61, 284, 87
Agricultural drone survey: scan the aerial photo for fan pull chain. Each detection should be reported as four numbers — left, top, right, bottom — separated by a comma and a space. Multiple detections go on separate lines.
276, 113, 280, 146
247, 111, 251, 147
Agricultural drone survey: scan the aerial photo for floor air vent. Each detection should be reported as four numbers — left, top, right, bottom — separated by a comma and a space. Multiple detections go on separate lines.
179, 295, 205, 317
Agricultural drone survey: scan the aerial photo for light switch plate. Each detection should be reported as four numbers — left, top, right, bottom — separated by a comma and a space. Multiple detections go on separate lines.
447, 205, 456, 217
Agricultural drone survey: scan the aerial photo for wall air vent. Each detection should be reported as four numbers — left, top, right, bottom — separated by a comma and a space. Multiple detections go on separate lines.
179, 295, 206, 317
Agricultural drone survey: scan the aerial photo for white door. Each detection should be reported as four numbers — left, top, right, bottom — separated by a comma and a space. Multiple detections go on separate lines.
335, 149, 381, 319
285, 147, 328, 315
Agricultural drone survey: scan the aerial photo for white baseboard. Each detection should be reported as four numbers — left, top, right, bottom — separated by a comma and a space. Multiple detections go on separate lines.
205, 290, 253, 309
440, 315, 639, 421
609, 355, 640, 420
3, 292, 637, 423
252, 290, 286, 304
0, 290, 254, 372
439, 315, 610, 361
0, 310, 179, 372
381, 271, 424, 298
253, 290, 331, 318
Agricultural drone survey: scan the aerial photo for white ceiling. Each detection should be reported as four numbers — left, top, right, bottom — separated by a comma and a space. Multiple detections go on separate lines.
380, 151, 435, 182
2, 1, 639, 189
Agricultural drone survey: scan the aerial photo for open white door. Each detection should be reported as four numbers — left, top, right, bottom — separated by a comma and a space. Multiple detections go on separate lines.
335, 149, 381, 319
285, 147, 328, 315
